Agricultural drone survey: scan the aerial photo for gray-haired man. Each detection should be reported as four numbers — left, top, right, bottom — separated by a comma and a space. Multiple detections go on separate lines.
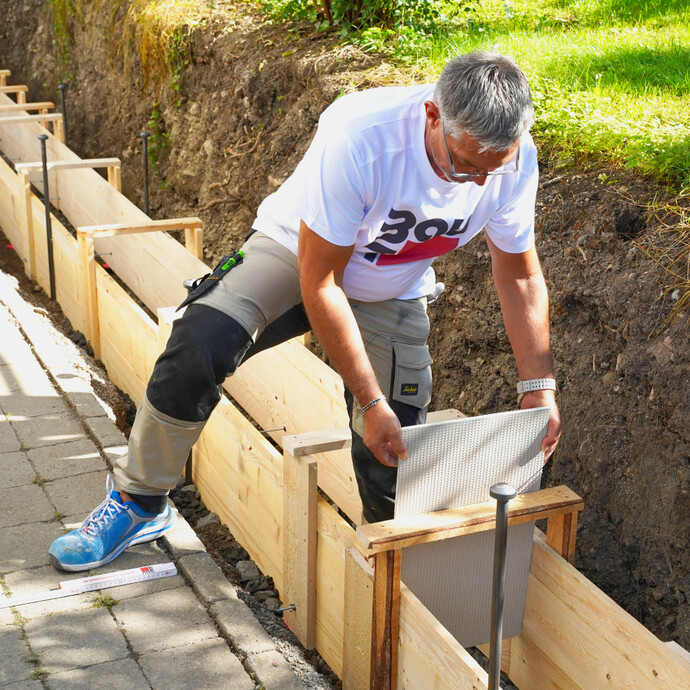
50, 52, 561, 571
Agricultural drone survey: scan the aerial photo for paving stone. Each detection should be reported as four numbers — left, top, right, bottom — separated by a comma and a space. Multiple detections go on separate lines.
51, 370, 110, 419
82, 416, 126, 449
91, 541, 185, 601
178, 551, 238, 604
0, 621, 32, 686
114, 587, 217, 654
3, 392, 69, 419
0, 450, 35, 488
0, 484, 55, 528
10, 412, 87, 451
27, 439, 105, 481
211, 598, 276, 655
162, 508, 206, 558
42, 657, 149, 690
0, 362, 56, 397
247, 649, 306, 690
0, 605, 16, 625
4, 565, 94, 619
42, 471, 108, 518
139, 637, 254, 690
24, 607, 129, 673
102, 443, 128, 469
0, 521, 64, 572
2, 681, 44, 689
0, 310, 35, 365
0, 414, 21, 453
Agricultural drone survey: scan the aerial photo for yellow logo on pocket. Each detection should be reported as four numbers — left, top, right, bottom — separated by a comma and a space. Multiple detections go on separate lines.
400, 384, 418, 396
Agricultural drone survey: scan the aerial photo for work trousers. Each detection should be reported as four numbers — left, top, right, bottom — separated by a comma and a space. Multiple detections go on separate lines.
113, 232, 433, 522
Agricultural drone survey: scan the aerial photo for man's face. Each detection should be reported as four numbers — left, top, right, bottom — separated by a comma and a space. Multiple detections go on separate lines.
423, 101, 519, 186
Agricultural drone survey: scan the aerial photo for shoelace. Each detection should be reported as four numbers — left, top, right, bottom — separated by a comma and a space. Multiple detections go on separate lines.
80, 476, 126, 536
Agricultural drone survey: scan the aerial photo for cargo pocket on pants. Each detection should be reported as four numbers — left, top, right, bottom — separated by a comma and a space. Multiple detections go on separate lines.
391, 341, 433, 410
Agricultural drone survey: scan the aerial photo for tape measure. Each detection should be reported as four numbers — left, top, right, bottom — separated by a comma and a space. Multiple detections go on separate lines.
0, 562, 178, 609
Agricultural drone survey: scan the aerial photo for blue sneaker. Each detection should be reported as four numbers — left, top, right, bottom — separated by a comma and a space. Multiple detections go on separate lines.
49, 476, 176, 572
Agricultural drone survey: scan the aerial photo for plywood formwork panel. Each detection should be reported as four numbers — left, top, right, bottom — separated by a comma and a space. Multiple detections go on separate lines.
514, 533, 690, 689
0, 155, 25, 255
95, 269, 159, 404
52, 216, 88, 336
314, 497, 358, 678
0, 94, 204, 315
192, 396, 284, 591
398, 584, 488, 690
229, 340, 363, 524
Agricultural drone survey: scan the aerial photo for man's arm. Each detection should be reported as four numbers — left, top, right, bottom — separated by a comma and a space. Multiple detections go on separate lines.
486, 235, 562, 459
297, 221, 407, 467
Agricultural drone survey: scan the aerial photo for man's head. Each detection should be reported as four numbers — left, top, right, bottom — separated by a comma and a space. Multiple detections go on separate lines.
434, 51, 534, 153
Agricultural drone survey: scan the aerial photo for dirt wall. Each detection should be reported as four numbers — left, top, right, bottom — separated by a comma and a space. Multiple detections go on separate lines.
2, 0, 687, 649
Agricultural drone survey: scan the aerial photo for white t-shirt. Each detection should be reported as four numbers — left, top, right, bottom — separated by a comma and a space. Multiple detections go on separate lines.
254, 84, 538, 302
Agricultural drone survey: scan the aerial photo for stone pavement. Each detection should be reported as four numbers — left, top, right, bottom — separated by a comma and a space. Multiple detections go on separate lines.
0, 267, 307, 690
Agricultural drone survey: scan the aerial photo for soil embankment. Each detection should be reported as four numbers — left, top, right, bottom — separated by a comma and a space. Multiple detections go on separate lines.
2, 1, 688, 649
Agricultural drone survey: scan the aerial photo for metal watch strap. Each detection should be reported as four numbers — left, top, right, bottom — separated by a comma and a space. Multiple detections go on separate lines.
516, 378, 557, 395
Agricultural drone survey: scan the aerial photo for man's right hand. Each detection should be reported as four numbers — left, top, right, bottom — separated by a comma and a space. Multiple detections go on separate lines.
362, 399, 408, 467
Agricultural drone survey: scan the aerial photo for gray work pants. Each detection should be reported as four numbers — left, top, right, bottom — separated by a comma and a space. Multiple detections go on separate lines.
113, 232, 433, 522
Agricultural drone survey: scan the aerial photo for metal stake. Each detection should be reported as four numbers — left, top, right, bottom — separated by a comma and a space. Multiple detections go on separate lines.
488, 482, 517, 690
139, 131, 150, 215
38, 134, 56, 300
57, 83, 68, 147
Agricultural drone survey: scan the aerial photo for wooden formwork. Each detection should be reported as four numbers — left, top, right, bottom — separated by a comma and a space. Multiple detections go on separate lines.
1, 76, 689, 689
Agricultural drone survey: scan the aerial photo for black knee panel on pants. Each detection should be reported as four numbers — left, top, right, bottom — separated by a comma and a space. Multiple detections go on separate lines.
147, 305, 253, 422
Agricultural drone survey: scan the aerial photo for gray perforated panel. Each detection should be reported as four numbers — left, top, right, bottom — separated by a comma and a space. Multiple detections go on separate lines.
396, 408, 549, 647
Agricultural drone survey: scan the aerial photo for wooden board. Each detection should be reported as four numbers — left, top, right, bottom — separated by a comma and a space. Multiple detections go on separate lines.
228, 339, 363, 523
520, 532, 690, 689
192, 396, 284, 590
95, 269, 159, 403
283, 450, 317, 648
357, 485, 583, 554
398, 584, 489, 690
342, 548, 374, 689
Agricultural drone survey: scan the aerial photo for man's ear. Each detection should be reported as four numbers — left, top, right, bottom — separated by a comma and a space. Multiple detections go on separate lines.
424, 101, 441, 128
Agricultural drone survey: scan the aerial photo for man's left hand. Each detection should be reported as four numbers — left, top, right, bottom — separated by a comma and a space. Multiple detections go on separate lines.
520, 389, 561, 461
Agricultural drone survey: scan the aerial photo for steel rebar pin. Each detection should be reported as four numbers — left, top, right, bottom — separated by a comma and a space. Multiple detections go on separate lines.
139, 131, 150, 216
38, 134, 56, 300
488, 482, 517, 690
57, 83, 68, 147
274, 604, 296, 613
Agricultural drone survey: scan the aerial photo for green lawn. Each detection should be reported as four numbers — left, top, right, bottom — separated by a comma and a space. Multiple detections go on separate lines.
352, 0, 690, 190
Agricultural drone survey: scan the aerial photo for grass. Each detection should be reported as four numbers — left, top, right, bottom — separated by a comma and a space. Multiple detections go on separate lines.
352, 0, 690, 191
91, 593, 119, 608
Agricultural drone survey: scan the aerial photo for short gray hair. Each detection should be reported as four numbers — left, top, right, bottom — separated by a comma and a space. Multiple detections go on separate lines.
434, 52, 534, 152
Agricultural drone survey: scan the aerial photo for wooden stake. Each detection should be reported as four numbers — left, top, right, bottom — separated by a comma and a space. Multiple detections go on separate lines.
546, 510, 579, 563
283, 449, 318, 648
371, 549, 402, 690
17, 169, 35, 279
343, 548, 374, 690
184, 226, 204, 260
107, 164, 122, 193
78, 230, 100, 359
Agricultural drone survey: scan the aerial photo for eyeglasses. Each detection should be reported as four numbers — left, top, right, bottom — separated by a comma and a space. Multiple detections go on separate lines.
441, 121, 519, 182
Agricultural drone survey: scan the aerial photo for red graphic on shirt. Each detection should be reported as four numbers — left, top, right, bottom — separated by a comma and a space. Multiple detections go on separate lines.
374, 235, 460, 265
363, 208, 471, 264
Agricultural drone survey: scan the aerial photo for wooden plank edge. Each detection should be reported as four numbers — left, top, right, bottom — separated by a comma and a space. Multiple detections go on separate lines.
357, 486, 583, 554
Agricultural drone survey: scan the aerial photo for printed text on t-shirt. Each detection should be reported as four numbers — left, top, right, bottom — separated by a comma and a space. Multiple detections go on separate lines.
363, 208, 470, 265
